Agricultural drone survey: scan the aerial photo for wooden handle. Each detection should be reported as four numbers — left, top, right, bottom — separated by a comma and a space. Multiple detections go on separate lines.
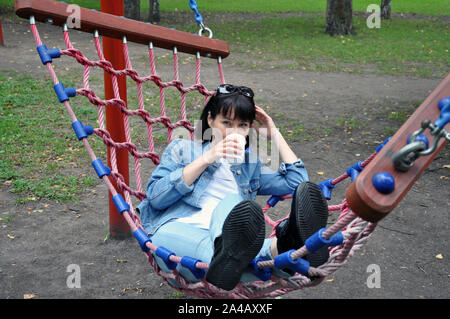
346, 73, 450, 222
15, 0, 230, 59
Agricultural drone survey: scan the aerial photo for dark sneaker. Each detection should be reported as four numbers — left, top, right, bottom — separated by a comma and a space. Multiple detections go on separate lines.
276, 181, 329, 268
206, 200, 265, 291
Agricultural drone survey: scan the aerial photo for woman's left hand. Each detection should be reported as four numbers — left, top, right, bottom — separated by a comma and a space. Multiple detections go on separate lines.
252, 105, 277, 139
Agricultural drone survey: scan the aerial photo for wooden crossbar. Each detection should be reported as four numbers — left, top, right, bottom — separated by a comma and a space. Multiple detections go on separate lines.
15, 0, 230, 59
346, 74, 450, 222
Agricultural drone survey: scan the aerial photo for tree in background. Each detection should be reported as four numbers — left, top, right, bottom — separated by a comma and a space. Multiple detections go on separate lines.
325, 0, 355, 36
124, 0, 140, 20
381, 0, 392, 19
149, 0, 160, 23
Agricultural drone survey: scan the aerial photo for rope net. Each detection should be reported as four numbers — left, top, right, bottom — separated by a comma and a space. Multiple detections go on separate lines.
29, 18, 379, 299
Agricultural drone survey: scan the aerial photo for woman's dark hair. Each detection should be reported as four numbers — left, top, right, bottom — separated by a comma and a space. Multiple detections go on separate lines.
198, 85, 256, 147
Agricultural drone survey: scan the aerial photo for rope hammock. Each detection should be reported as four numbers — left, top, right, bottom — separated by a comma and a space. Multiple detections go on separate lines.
15, 0, 450, 299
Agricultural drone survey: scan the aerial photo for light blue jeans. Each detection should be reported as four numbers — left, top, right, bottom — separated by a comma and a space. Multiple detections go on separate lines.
150, 193, 287, 283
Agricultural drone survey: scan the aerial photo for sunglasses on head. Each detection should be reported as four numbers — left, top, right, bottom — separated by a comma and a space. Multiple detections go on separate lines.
215, 84, 254, 98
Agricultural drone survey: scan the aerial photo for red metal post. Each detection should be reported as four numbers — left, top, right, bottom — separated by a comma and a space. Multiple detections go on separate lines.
0, 19, 4, 46
101, 0, 130, 239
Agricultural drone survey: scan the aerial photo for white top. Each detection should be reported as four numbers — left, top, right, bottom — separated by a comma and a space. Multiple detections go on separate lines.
177, 158, 239, 229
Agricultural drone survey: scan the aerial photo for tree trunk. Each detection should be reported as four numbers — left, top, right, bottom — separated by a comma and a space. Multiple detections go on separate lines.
148, 0, 160, 23
381, 0, 391, 19
124, 0, 140, 20
325, 0, 355, 36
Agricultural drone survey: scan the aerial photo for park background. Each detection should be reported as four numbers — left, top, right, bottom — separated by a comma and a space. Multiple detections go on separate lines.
0, 0, 448, 299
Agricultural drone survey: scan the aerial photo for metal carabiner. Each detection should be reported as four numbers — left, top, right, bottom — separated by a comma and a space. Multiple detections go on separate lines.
198, 22, 213, 39
391, 140, 428, 172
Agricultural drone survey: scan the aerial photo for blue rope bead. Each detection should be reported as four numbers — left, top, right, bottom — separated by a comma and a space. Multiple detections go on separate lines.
180, 256, 205, 279
133, 228, 152, 252
305, 228, 344, 253
155, 247, 177, 270
274, 249, 310, 275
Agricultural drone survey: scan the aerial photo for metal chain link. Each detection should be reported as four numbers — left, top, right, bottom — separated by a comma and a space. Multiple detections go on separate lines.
392, 119, 449, 172
189, 0, 213, 38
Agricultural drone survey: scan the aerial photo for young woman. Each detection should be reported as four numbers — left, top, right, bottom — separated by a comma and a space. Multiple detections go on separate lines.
137, 84, 329, 291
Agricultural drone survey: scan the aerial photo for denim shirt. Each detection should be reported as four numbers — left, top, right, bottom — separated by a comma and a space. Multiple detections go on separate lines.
137, 138, 309, 235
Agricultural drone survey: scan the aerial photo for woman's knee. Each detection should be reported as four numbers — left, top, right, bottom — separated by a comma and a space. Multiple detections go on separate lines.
151, 222, 213, 260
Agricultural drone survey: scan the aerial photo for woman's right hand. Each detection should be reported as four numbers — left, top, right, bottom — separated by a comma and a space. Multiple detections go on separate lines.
203, 136, 244, 164
183, 135, 245, 186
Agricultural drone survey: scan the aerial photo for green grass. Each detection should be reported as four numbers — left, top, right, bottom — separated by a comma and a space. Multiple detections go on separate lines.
0, 69, 203, 203
211, 14, 449, 78
3, 0, 448, 78
156, 0, 450, 16
2, 0, 449, 16
0, 71, 99, 202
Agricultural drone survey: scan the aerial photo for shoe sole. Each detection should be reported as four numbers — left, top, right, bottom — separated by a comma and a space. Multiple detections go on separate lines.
206, 200, 265, 291
293, 182, 330, 267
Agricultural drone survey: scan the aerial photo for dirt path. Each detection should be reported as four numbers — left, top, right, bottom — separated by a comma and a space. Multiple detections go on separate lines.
0, 13, 448, 299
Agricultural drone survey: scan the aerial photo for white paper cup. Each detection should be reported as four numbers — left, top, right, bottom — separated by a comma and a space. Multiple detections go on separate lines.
224, 133, 246, 164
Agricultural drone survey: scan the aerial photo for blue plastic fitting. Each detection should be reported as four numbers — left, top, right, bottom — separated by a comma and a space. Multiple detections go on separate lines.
267, 195, 282, 207
189, 0, 198, 10
194, 12, 203, 25
72, 120, 94, 140
91, 158, 111, 179
346, 161, 363, 182
274, 249, 310, 275
112, 194, 130, 215
376, 137, 392, 152
372, 171, 395, 194
180, 256, 206, 279
53, 83, 76, 103
133, 228, 152, 252
435, 98, 450, 129
407, 133, 429, 149
155, 247, 177, 270
189, 0, 204, 24
37, 45, 61, 64
318, 179, 336, 200
438, 97, 450, 111
305, 228, 344, 253
248, 258, 272, 281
